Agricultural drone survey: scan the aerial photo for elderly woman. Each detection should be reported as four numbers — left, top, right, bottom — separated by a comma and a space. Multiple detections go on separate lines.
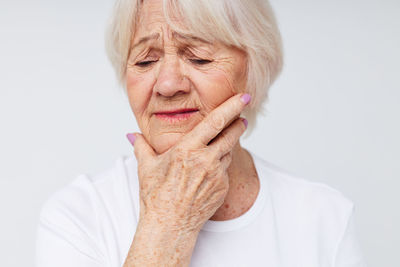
35, 0, 366, 266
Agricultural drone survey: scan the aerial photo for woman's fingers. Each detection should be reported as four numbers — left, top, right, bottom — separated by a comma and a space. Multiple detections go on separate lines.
184, 93, 251, 147
209, 117, 248, 158
126, 133, 156, 164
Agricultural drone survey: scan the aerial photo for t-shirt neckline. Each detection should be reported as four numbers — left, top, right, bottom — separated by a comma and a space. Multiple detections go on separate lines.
200, 151, 267, 232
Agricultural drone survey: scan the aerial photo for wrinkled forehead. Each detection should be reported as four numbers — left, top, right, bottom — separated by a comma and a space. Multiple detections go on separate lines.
130, 31, 214, 52
132, 0, 217, 47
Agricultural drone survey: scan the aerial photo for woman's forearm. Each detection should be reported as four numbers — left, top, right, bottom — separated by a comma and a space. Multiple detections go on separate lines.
123, 216, 200, 267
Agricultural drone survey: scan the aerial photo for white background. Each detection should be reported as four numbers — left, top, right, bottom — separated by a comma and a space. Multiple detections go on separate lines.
1, 0, 399, 266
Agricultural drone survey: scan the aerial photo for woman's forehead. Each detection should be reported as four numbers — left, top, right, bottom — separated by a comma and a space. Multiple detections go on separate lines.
135, 0, 207, 41
131, 31, 213, 49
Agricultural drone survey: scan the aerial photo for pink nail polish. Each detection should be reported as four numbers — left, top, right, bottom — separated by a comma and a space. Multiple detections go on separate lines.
240, 94, 251, 105
242, 118, 248, 128
126, 133, 136, 146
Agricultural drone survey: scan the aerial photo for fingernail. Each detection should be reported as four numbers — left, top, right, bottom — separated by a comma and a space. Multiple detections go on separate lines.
242, 118, 248, 128
240, 93, 251, 105
126, 133, 136, 146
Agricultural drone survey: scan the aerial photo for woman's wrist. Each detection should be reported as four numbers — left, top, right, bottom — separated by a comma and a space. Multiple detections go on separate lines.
123, 215, 200, 267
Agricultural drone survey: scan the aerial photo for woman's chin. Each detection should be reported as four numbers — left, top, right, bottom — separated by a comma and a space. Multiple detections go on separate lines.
150, 132, 185, 154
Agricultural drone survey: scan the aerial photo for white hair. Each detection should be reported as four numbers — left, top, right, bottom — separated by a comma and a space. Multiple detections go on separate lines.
105, 0, 284, 134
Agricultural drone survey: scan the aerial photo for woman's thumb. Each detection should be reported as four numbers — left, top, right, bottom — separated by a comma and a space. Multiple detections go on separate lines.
126, 133, 155, 162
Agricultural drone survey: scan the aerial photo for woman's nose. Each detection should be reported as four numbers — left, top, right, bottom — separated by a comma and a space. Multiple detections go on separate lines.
154, 56, 190, 97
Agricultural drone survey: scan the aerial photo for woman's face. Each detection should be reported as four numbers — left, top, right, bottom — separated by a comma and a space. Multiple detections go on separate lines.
126, 0, 247, 154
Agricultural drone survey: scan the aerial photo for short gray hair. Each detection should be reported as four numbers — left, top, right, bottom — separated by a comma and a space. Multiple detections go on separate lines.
105, 0, 284, 134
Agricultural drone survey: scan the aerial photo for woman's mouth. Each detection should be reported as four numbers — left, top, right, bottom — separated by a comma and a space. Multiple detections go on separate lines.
154, 108, 199, 123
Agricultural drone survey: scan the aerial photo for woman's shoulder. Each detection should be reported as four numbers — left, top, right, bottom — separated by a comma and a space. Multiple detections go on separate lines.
37, 155, 137, 242
39, 156, 124, 213
251, 152, 355, 219
250, 152, 365, 265
36, 156, 139, 265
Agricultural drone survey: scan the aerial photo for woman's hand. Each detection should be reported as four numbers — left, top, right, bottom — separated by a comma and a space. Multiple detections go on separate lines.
123, 93, 250, 266
131, 93, 250, 235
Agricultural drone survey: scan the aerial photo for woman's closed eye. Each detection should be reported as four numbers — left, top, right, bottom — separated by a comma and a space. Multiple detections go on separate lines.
135, 60, 157, 67
135, 58, 213, 68
189, 59, 213, 65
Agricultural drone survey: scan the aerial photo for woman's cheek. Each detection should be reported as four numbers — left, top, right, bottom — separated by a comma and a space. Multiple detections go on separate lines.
126, 71, 153, 117
194, 70, 236, 112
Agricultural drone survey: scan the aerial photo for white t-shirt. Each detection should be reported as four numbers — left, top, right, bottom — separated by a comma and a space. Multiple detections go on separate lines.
35, 152, 366, 267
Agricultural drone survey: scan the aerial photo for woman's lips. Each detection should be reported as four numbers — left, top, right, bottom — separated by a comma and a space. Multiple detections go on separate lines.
154, 108, 199, 122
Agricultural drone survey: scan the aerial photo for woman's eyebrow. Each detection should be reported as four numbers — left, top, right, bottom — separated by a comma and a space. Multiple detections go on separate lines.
172, 32, 212, 45
131, 32, 160, 50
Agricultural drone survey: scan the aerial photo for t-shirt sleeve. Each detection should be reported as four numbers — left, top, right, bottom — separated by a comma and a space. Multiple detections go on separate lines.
333, 207, 367, 267
35, 178, 106, 267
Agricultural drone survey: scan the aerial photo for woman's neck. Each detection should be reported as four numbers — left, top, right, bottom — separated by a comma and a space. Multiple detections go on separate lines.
209, 142, 260, 221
